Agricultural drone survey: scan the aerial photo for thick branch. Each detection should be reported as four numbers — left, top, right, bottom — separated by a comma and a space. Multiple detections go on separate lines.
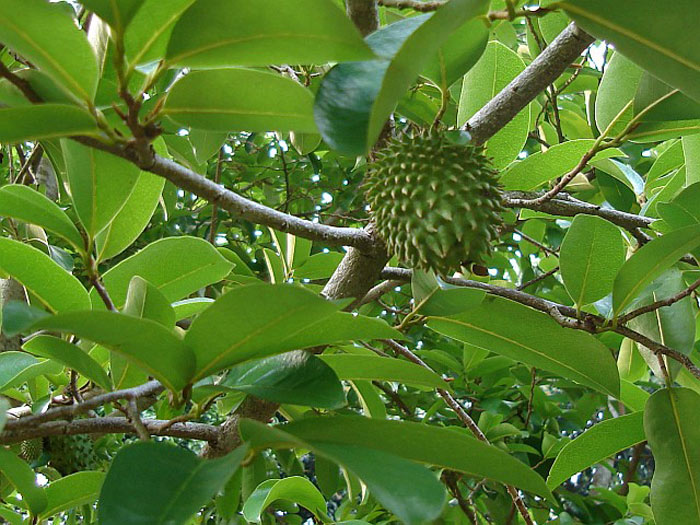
465, 23, 594, 145
4, 380, 163, 429
503, 191, 654, 232
0, 417, 219, 445
345, 0, 380, 36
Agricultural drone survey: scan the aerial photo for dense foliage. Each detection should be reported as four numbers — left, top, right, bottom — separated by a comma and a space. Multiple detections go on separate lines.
0, 0, 698, 524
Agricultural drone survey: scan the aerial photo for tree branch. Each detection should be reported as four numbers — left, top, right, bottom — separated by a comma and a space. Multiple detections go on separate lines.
464, 23, 594, 145
3, 380, 163, 429
0, 417, 220, 445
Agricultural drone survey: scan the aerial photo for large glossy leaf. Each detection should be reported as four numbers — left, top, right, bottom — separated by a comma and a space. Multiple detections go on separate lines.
644, 388, 700, 525
165, 0, 373, 68
124, 0, 196, 69
187, 284, 401, 379
163, 69, 317, 133
99, 442, 247, 525
32, 312, 195, 391
315, 0, 489, 155
499, 140, 625, 190
0, 447, 47, 515
223, 352, 345, 408
240, 419, 443, 524
421, 18, 489, 89
99, 236, 233, 308
613, 224, 700, 314
547, 412, 645, 489
0, 238, 90, 313
95, 171, 165, 262
242, 477, 328, 523
40, 471, 104, 519
595, 52, 642, 135
320, 354, 448, 390
0, 105, 98, 143
429, 296, 620, 396
0, 185, 83, 251
560, 215, 625, 306
628, 269, 696, 380
122, 276, 176, 328
61, 141, 141, 240
241, 415, 552, 500
557, 0, 700, 102
23, 335, 112, 391
458, 41, 529, 168
0, 0, 98, 101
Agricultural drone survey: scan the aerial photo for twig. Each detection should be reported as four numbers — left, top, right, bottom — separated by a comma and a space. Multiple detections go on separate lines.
127, 398, 150, 441
518, 267, 559, 291
617, 277, 700, 324
4, 380, 163, 429
514, 229, 559, 257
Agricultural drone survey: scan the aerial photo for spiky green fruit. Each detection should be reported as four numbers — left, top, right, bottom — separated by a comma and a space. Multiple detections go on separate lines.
365, 133, 503, 275
47, 435, 99, 475
20, 438, 43, 462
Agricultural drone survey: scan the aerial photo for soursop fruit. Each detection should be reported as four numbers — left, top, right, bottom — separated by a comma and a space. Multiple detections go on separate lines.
364, 132, 503, 275
19, 438, 43, 462
47, 434, 100, 475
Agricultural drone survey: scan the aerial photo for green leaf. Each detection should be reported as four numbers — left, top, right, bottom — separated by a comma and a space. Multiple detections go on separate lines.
99, 442, 247, 525
0, 0, 98, 101
242, 476, 328, 523
644, 388, 700, 525
560, 215, 625, 306
241, 415, 552, 500
458, 41, 529, 168
628, 269, 695, 380
0, 105, 98, 143
315, 0, 489, 155
100, 236, 233, 309
123, 276, 176, 328
163, 69, 316, 133
684, 135, 700, 184
0, 185, 84, 251
80, 0, 141, 33
32, 312, 195, 391
172, 298, 214, 321
0, 238, 90, 313
658, 182, 700, 231
0, 447, 47, 515
241, 420, 445, 525
620, 379, 650, 412
0, 351, 39, 391
223, 351, 345, 408
421, 18, 489, 89
595, 52, 642, 135
613, 224, 700, 314
556, 0, 700, 102
165, 0, 373, 68
319, 354, 448, 391
185, 284, 402, 380
500, 140, 625, 190
124, 0, 196, 70
634, 72, 700, 123
547, 412, 645, 489
428, 296, 620, 396
40, 471, 104, 519
23, 336, 112, 391
61, 141, 140, 240
95, 171, 165, 262
0, 398, 8, 433
617, 338, 647, 383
